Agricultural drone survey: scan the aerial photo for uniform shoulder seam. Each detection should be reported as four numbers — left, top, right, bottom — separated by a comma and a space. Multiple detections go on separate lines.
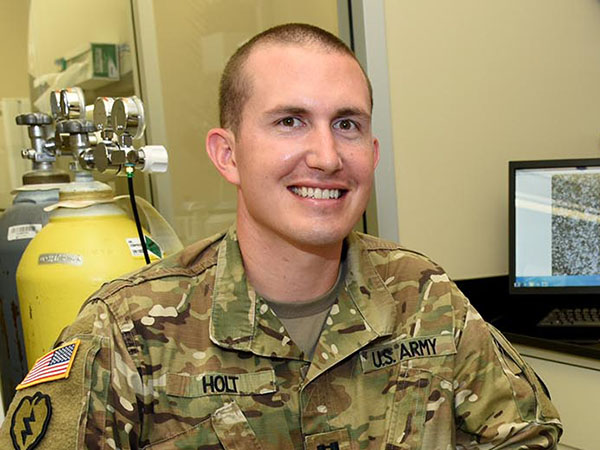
354, 232, 441, 263
86, 235, 223, 303
88, 262, 217, 304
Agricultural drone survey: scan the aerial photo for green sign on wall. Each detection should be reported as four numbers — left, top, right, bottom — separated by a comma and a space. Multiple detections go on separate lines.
91, 43, 119, 80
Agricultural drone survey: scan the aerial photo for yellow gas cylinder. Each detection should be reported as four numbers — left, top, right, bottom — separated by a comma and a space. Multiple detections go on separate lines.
16, 180, 162, 366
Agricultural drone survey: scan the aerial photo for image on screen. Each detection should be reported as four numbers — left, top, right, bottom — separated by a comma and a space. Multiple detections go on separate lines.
514, 165, 600, 288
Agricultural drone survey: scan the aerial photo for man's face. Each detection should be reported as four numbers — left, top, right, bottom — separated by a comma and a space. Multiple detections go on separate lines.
229, 43, 379, 250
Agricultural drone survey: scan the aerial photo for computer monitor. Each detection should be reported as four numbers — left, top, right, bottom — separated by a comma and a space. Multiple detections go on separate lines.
509, 158, 600, 295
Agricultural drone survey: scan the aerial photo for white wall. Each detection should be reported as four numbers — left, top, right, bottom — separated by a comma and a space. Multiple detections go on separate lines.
0, 0, 30, 210
28, 0, 134, 78
383, 0, 600, 279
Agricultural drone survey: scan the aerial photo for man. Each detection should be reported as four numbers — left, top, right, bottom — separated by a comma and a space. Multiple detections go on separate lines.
0, 24, 561, 449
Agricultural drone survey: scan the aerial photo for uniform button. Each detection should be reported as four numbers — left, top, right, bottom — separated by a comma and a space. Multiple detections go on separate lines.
300, 364, 309, 379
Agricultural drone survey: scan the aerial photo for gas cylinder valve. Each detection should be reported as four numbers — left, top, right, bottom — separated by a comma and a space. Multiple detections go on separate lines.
16, 113, 57, 166
54, 119, 97, 158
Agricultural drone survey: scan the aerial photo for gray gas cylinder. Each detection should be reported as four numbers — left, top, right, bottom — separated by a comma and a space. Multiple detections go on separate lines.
0, 187, 61, 410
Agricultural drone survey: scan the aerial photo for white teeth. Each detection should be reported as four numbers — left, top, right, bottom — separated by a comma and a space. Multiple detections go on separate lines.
291, 187, 342, 199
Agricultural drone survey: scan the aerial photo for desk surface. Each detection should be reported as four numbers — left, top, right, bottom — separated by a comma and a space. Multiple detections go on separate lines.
455, 275, 600, 362
508, 332, 600, 370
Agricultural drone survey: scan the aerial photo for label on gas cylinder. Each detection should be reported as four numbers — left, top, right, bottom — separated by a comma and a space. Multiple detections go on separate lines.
38, 253, 83, 266
7, 224, 43, 241
126, 236, 163, 259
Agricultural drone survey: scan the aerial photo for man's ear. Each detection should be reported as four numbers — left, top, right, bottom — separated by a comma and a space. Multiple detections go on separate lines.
372, 137, 380, 169
206, 128, 240, 185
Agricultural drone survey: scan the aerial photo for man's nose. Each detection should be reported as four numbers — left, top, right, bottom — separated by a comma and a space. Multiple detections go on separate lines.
305, 125, 343, 173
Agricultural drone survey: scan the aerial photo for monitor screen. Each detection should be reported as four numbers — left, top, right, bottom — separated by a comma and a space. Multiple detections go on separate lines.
509, 159, 600, 294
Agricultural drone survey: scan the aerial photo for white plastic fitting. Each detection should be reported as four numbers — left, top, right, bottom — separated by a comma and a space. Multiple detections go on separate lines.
140, 145, 168, 173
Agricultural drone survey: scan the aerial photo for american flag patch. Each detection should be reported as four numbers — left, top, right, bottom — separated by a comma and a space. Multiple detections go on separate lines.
16, 340, 80, 390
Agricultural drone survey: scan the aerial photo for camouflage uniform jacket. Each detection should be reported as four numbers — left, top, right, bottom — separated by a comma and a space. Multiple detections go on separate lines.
0, 227, 562, 449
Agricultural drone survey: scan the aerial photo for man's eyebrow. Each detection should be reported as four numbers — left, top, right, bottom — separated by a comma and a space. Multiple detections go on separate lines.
264, 106, 310, 117
334, 107, 371, 120
264, 105, 371, 120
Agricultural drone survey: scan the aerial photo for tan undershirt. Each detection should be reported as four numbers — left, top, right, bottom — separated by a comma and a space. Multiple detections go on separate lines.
263, 265, 344, 360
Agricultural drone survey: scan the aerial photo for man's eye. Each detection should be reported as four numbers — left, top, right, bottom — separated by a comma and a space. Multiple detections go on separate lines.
333, 119, 357, 131
279, 117, 303, 128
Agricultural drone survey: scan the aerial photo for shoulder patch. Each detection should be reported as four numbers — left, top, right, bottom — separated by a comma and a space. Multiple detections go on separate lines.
10, 391, 52, 450
16, 340, 80, 390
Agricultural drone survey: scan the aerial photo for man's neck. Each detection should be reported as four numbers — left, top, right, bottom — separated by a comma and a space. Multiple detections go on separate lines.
236, 221, 343, 303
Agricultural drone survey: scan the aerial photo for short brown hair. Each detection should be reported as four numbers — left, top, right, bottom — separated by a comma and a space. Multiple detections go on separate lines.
219, 23, 373, 133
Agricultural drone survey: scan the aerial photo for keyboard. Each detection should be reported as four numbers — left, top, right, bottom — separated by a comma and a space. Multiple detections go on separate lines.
538, 308, 600, 328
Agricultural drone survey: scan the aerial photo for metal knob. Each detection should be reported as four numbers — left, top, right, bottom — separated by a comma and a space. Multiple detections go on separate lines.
16, 113, 55, 163
16, 113, 52, 126
78, 148, 96, 171
55, 119, 96, 134
111, 96, 145, 140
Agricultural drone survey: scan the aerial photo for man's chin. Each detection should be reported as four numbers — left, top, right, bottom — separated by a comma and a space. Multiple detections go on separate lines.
282, 226, 352, 251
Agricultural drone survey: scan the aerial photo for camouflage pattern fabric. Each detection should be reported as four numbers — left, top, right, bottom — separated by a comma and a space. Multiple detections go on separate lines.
0, 226, 562, 449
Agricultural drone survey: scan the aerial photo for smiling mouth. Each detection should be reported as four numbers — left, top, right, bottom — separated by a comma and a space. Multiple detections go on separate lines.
289, 186, 346, 200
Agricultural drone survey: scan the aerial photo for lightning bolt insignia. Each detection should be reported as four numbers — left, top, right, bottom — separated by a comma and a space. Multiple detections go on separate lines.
21, 408, 36, 445
9, 391, 52, 450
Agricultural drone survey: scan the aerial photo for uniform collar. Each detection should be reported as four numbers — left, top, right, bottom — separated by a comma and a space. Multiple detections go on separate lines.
209, 226, 397, 366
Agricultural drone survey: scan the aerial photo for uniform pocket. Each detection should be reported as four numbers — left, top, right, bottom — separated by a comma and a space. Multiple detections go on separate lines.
386, 367, 432, 449
211, 402, 264, 450
144, 402, 263, 450
143, 417, 221, 449
146, 370, 277, 448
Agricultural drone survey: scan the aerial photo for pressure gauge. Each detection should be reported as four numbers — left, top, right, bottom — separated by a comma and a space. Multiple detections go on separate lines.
93, 97, 116, 131
111, 96, 145, 140
49, 90, 62, 119
59, 87, 86, 119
